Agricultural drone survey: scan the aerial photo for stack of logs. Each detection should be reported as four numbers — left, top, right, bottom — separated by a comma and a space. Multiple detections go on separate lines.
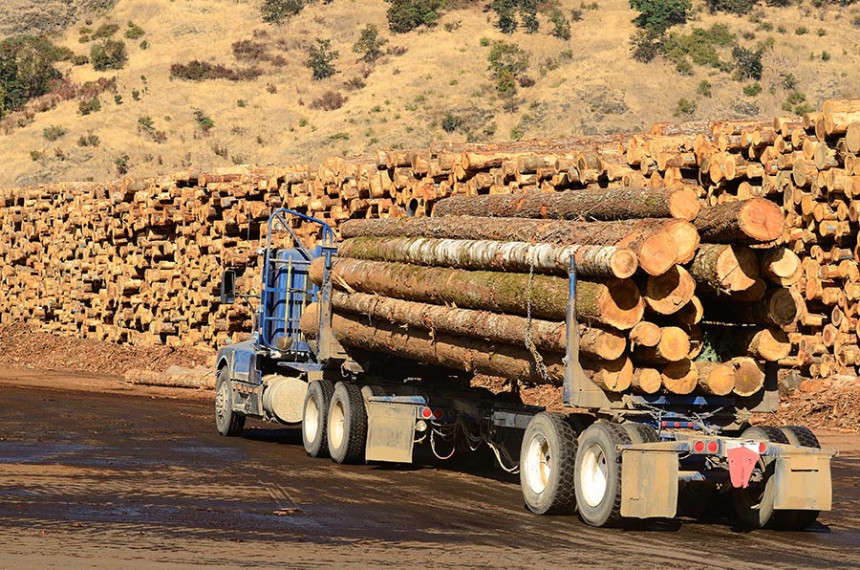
0, 98, 857, 387
299, 189, 798, 396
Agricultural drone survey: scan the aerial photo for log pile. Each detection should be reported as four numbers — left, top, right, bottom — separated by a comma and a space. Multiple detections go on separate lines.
299, 193, 794, 397
0, 99, 857, 388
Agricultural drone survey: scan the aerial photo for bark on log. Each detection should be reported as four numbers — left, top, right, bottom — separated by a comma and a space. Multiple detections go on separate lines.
740, 327, 792, 361
690, 244, 759, 293
661, 359, 698, 394
432, 187, 701, 221
337, 236, 637, 279
329, 291, 628, 358
645, 265, 696, 315
301, 305, 565, 385
731, 357, 765, 396
582, 356, 633, 392
693, 198, 784, 243
310, 257, 644, 329
631, 367, 662, 394
340, 216, 680, 276
696, 362, 735, 396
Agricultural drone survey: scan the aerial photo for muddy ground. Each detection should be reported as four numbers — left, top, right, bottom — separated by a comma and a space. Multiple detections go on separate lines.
0, 368, 858, 569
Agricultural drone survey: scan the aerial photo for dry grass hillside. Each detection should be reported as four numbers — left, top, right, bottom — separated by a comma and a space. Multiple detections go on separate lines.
0, 0, 858, 187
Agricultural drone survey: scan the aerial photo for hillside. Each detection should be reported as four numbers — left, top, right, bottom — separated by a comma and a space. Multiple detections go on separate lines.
0, 0, 858, 187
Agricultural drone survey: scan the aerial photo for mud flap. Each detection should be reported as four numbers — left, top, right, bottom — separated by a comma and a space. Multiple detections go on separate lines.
365, 401, 417, 463
773, 452, 833, 511
621, 449, 678, 519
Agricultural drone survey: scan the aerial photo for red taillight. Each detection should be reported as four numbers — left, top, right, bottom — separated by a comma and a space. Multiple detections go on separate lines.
421, 407, 432, 419
707, 441, 718, 453
433, 409, 444, 419
693, 440, 705, 453
758, 442, 767, 454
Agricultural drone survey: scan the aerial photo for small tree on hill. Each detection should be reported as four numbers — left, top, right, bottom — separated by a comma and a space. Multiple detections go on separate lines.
91, 39, 127, 71
629, 0, 691, 34
261, 0, 305, 25
306, 38, 339, 80
353, 24, 388, 63
386, 0, 446, 33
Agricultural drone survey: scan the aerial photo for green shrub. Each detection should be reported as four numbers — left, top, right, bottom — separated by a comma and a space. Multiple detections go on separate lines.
698, 79, 712, 97
0, 36, 68, 115
261, 0, 306, 25
743, 81, 762, 96
705, 0, 757, 15
630, 29, 662, 62
170, 60, 262, 81
674, 97, 696, 117
90, 39, 128, 71
662, 24, 735, 73
821, 50, 830, 61
306, 39, 338, 80
795, 26, 808, 35
126, 21, 145, 40
629, 0, 691, 34
853, 14, 860, 28
77, 132, 100, 147
29, 150, 42, 161
193, 108, 215, 132
732, 45, 763, 80
78, 96, 101, 115
43, 125, 67, 140
550, 10, 571, 40
92, 23, 120, 39
817, 28, 826, 36
782, 91, 814, 114
114, 153, 130, 175
387, 0, 446, 33
353, 24, 388, 63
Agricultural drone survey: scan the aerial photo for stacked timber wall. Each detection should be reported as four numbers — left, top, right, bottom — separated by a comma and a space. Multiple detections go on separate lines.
0, 99, 858, 381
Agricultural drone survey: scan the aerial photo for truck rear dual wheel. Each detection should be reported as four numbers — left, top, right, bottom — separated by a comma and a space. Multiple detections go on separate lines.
327, 382, 368, 464
520, 413, 579, 515
303, 379, 334, 458
731, 425, 787, 529
215, 369, 245, 437
574, 422, 632, 527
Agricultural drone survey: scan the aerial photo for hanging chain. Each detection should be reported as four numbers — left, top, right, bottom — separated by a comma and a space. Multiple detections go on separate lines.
525, 258, 552, 386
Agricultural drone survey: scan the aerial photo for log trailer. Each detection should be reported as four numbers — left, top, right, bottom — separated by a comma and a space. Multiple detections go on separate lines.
214, 209, 835, 529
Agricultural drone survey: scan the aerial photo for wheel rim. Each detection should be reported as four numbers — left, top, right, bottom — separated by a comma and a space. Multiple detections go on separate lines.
523, 433, 551, 495
329, 399, 345, 451
580, 443, 608, 508
215, 378, 229, 427
304, 397, 320, 442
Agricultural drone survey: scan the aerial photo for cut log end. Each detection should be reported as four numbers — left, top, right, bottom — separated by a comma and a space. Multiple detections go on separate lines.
610, 249, 639, 280
629, 321, 661, 348
696, 361, 735, 396
631, 368, 662, 394
661, 359, 698, 395
731, 357, 765, 396
638, 232, 677, 276
645, 265, 696, 315
738, 198, 785, 242
668, 189, 702, 221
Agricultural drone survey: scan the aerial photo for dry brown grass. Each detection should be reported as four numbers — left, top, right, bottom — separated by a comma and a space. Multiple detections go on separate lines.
1, 0, 858, 187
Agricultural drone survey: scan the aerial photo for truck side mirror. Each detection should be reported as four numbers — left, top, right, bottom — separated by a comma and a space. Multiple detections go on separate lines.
220, 269, 236, 304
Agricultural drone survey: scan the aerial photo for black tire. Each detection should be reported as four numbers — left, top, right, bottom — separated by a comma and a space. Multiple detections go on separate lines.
731, 425, 788, 529
574, 422, 631, 527
215, 368, 245, 437
327, 382, 368, 464
773, 425, 821, 530
302, 379, 334, 458
623, 422, 660, 444
519, 413, 579, 515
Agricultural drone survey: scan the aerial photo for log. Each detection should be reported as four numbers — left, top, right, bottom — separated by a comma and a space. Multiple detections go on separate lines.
760, 248, 802, 286
696, 361, 735, 396
740, 327, 792, 361
644, 265, 696, 315
693, 198, 784, 243
731, 357, 765, 396
310, 257, 644, 329
628, 321, 661, 348
690, 244, 759, 293
661, 359, 698, 394
654, 219, 701, 264
329, 291, 628, 358
632, 326, 690, 363
337, 236, 638, 279
301, 305, 565, 384
432, 187, 701, 221
709, 288, 803, 327
340, 216, 680, 276
631, 367, 662, 394
677, 296, 704, 326
582, 356, 633, 392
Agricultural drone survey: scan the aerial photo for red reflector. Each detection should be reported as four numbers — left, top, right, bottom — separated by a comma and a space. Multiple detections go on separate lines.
433, 409, 444, 419
707, 441, 718, 453
693, 441, 705, 453
758, 442, 767, 454
421, 407, 432, 419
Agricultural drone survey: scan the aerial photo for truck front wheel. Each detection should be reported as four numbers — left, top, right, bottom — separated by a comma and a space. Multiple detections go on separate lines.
574, 422, 631, 527
519, 413, 578, 515
215, 368, 245, 437
303, 379, 334, 458
327, 382, 368, 464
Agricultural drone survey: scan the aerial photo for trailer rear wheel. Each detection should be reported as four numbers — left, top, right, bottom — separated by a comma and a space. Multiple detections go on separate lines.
519, 413, 578, 515
327, 382, 368, 464
302, 379, 334, 458
575, 423, 631, 527
215, 368, 245, 437
623, 422, 659, 444
731, 426, 788, 529
773, 425, 821, 530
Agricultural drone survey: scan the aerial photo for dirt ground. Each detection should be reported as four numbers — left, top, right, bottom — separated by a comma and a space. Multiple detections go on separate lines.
0, 367, 859, 570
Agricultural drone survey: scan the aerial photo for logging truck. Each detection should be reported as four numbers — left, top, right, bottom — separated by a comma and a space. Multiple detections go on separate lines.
214, 209, 834, 529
